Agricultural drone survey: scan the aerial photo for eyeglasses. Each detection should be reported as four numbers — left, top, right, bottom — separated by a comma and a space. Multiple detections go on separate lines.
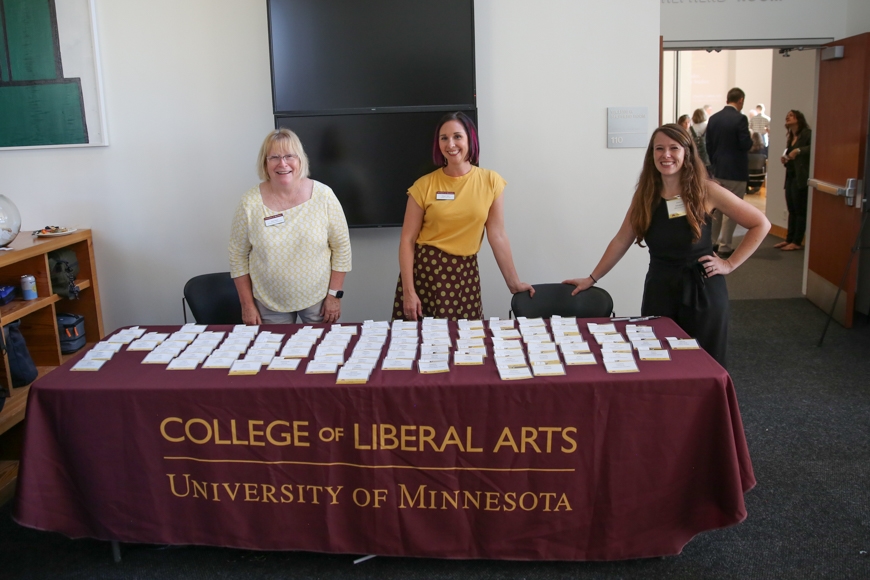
267, 154, 298, 164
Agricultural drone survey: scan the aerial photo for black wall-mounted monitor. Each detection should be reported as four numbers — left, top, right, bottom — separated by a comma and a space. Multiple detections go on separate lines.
268, 0, 477, 227
268, 0, 476, 113
278, 110, 478, 228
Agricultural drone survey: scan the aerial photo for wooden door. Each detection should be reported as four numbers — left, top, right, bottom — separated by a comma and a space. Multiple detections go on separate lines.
806, 33, 870, 328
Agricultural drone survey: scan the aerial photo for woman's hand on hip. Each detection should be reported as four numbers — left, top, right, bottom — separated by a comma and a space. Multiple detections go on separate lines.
241, 302, 262, 326
403, 292, 423, 321
563, 277, 595, 296
698, 254, 733, 277
321, 295, 341, 323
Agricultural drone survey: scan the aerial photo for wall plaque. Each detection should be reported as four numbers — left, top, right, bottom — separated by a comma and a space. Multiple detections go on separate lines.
607, 107, 648, 149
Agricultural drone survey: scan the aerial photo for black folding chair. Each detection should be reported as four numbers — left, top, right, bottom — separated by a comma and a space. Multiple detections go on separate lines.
747, 153, 767, 193
510, 283, 614, 319
182, 272, 244, 324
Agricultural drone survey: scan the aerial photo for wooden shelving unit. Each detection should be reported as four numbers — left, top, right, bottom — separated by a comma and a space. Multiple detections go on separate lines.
0, 229, 104, 504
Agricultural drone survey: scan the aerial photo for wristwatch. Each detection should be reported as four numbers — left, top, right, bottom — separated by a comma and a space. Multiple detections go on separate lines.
328, 289, 344, 299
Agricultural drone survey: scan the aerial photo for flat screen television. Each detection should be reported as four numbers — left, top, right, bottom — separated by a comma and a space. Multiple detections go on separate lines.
278, 109, 478, 227
268, 0, 476, 113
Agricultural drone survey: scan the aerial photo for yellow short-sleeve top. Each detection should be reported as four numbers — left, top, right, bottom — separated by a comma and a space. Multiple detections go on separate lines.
408, 166, 506, 257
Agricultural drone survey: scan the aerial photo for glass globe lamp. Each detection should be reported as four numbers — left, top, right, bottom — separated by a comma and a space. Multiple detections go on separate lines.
0, 195, 22, 247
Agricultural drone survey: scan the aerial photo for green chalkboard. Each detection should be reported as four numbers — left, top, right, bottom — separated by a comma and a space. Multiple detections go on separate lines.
0, 81, 88, 146
0, 0, 88, 147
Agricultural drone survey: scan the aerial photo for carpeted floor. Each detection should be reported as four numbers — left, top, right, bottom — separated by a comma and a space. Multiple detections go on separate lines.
2, 247, 868, 579
725, 234, 805, 300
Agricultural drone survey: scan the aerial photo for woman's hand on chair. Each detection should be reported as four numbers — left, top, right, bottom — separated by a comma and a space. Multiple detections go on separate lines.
563, 277, 595, 296
509, 281, 535, 297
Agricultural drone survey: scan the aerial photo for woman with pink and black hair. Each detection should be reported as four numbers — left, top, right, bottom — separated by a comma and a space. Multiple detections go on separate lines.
393, 111, 533, 321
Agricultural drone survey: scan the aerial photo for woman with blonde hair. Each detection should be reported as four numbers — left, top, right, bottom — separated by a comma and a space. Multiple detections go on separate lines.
229, 128, 352, 325
564, 124, 769, 366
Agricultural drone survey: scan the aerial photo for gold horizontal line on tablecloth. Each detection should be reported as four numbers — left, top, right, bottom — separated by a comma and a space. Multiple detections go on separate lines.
163, 456, 575, 472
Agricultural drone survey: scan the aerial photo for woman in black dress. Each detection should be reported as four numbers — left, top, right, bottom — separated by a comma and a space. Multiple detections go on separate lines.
774, 110, 812, 251
564, 124, 770, 366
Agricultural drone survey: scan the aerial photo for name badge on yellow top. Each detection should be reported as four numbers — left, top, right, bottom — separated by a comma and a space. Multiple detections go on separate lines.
264, 213, 285, 227
436, 191, 455, 201
666, 196, 687, 219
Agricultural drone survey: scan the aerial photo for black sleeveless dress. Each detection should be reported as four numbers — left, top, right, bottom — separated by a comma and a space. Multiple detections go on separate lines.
641, 199, 729, 366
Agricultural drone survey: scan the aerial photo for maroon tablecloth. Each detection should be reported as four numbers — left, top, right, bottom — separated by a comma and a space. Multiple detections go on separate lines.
13, 317, 754, 560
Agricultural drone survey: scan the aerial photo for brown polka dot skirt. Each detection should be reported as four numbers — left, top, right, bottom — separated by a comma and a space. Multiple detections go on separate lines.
393, 245, 483, 321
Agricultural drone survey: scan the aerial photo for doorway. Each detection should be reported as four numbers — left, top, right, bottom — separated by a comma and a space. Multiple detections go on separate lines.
661, 48, 818, 299
662, 49, 775, 215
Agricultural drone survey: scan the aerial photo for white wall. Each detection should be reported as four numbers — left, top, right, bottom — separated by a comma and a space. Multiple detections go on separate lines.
54, 0, 107, 146
846, 0, 870, 38
661, 0, 859, 46
2, 0, 275, 332
768, 49, 817, 231
0, 0, 659, 331
735, 50, 773, 112
473, 0, 659, 318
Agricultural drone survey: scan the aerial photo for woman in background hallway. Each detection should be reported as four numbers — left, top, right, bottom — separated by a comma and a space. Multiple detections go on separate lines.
775, 110, 812, 251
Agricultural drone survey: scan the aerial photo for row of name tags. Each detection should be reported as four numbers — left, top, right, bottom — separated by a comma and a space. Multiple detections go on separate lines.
71, 316, 700, 382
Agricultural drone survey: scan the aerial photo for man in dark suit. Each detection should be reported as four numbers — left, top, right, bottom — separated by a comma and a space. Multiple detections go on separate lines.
706, 87, 753, 257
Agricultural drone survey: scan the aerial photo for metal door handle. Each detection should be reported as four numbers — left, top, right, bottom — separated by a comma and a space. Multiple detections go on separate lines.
807, 178, 863, 208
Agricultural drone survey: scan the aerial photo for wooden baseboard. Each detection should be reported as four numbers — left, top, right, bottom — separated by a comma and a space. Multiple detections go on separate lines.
0, 384, 30, 437
0, 461, 18, 506
769, 224, 787, 240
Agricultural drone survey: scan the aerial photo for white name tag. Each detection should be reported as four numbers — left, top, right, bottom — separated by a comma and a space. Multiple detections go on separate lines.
264, 213, 285, 226
435, 191, 455, 201
666, 196, 687, 218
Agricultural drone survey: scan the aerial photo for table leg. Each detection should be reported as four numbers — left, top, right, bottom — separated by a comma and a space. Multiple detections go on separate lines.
111, 540, 121, 563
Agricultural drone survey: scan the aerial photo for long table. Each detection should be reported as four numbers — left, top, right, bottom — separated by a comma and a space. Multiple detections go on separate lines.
13, 318, 754, 561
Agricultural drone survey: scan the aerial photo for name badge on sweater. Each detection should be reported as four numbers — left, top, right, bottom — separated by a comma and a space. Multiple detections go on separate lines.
436, 191, 455, 201
264, 213, 285, 226
666, 197, 687, 219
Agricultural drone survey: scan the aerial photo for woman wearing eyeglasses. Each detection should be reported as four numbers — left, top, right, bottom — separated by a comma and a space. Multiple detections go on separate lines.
229, 128, 351, 325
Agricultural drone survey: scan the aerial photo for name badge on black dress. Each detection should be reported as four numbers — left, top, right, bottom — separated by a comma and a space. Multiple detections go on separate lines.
666, 197, 687, 219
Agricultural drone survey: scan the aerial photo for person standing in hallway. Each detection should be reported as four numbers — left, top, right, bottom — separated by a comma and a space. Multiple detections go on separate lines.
691, 108, 711, 176
677, 115, 691, 131
704, 104, 714, 119
706, 87, 753, 258
775, 110, 812, 251
749, 103, 771, 152
750, 132, 766, 156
